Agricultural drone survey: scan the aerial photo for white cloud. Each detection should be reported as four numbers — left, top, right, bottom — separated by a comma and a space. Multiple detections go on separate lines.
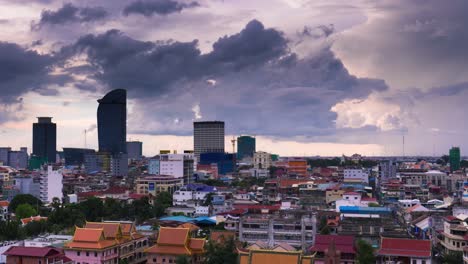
331, 93, 405, 131
191, 103, 202, 120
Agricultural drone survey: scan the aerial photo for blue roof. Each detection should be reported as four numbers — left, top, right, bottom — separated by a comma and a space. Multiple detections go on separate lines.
194, 216, 216, 225
340, 206, 392, 214
159, 216, 195, 223
185, 183, 216, 192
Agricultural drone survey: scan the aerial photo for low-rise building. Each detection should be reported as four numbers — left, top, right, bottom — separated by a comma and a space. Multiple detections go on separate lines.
135, 175, 183, 196
4, 246, 71, 264
145, 227, 205, 264
64, 221, 148, 264
377, 237, 432, 264
310, 235, 356, 264
238, 211, 316, 250
439, 214, 468, 254
0, 200, 8, 221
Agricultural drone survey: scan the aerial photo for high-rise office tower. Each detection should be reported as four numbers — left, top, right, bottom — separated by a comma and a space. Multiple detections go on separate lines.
127, 141, 143, 160
97, 89, 127, 155
193, 121, 225, 162
32, 117, 56, 163
449, 147, 461, 172
237, 135, 256, 160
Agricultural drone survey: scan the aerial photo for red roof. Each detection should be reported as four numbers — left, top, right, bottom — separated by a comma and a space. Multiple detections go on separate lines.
216, 209, 247, 216
0, 200, 9, 207
4, 246, 62, 257
233, 204, 281, 212
310, 235, 356, 254
378, 238, 431, 258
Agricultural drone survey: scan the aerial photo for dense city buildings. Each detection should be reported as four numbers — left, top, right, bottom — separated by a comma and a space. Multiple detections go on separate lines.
63, 148, 95, 166
237, 135, 256, 161
193, 121, 225, 162
32, 117, 57, 163
449, 147, 461, 172
199, 152, 235, 175
97, 89, 127, 155
127, 141, 143, 160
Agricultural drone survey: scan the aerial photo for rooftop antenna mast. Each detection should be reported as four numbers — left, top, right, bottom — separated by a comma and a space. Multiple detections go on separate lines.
402, 134, 405, 157
84, 129, 87, 148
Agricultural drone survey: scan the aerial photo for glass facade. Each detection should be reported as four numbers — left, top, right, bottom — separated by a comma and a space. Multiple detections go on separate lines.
97, 89, 127, 155
237, 136, 256, 160
32, 117, 56, 163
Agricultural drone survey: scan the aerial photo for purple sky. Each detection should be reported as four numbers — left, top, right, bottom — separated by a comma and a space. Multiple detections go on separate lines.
1, 0, 468, 157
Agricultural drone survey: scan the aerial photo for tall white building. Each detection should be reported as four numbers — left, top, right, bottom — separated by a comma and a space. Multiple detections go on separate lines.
40, 166, 63, 203
193, 121, 225, 162
159, 154, 194, 184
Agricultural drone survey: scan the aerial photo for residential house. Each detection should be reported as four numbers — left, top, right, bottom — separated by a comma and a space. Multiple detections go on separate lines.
4, 246, 72, 264
310, 235, 356, 264
377, 237, 431, 264
0, 200, 8, 221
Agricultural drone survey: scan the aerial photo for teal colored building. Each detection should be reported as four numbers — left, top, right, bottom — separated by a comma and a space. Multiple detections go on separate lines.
449, 147, 461, 172
237, 136, 256, 160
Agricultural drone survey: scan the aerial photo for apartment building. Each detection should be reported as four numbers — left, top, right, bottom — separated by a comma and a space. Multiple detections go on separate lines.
238, 211, 316, 250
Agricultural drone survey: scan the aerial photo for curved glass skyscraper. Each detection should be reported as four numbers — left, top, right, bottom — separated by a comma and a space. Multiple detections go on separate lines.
97, 89, 127, 154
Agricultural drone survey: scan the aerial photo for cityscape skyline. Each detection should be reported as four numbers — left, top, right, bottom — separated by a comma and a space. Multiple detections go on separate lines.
1, 1, 468, 156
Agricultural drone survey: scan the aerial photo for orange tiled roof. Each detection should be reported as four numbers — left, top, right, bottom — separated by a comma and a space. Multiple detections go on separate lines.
21, 216, 47, 225
65, 228, 117, 250
239, 250, 313, 264
189, 238, 205, 253
73, 228, 105, 242
177, 222, 200, 232
85, 222, 122, 239
146, 244, 191, 255
210, 231, 235, 243
0, 200, 9, 207
157, 227, 189, 246
119, 222, 135, 236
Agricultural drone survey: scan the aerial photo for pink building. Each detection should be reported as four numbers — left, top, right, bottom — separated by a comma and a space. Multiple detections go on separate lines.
64, 222, 148, 264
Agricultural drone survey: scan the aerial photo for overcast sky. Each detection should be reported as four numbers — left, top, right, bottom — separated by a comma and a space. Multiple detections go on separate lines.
1, 0, 467, 157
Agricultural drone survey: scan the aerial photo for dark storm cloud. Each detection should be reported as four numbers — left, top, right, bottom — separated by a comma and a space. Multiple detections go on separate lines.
123, 0, 200, 17
334, 0, 468, 90
65, 20, 288, 97
33, 3, 108, 30
0, 42, 67, 103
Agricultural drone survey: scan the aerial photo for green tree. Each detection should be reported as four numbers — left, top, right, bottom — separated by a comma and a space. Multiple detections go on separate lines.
15, 204, 37, 219
9, 194, 42, 212
356, 239, 375, 264
80, 197, 104, 221
153, 192, 173, 218
320, 225, 331, 235
175, 255, 190, 264
442, 251, 462, 264
24, 220, 49, 237
204, 237, 238, 264
0, 220, 24, 241
368, 203, 380, 207
203, 193, 214, 206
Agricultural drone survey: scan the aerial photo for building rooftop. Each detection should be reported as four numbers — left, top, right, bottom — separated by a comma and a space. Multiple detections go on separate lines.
4, 246, 62, 257
378, 237, 431, 258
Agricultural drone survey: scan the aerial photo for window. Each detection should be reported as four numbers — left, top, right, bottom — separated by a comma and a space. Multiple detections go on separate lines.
94, 252, 98, 257
412, 260, 416, 264
153, 259, 156, 263
86, 252, 89, 256
422, 261, 426, 264
163, 259, 166, 262
169, 260, 173, 263
77, 252, 81, 256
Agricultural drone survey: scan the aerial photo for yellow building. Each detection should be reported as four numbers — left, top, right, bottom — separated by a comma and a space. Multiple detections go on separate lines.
326, 188, 345, 205
136, 175, 183, 195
